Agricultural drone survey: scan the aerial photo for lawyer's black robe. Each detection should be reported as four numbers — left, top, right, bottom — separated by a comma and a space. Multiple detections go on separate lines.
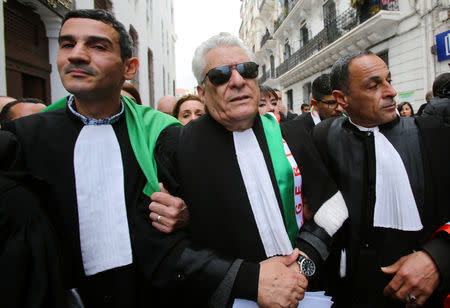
301, 116, 450, 308
154, 114, 338, 306
3, 108, 166, 307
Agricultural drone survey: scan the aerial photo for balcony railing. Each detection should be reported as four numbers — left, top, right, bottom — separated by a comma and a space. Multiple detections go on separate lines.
259, 68, 276, 84
261, 30, 272, 48
276, 0, 398, 77
274, 0, 300, 33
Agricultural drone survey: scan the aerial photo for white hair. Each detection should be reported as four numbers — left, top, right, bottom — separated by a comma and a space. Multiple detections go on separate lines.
191, 32, 256, 85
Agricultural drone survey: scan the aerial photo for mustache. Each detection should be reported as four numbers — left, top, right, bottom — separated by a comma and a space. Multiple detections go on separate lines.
63, 64, 97, 75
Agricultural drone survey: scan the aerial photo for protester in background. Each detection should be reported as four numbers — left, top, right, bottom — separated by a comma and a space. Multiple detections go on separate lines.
258, 85, 279, 116
121, 82, 142, 105
295, 74, 345, 132
301, 103, 310, 113
397, 101, 414, 117
423, 72, 450, 124
296, 51, 449, 308
157, 94, 176, 115
172, 94, 205, 125
0, 98, 46, 127
416, 90, 433, 116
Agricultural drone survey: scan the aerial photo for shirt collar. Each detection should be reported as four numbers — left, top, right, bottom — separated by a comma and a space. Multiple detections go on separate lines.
67, 95, 124, 125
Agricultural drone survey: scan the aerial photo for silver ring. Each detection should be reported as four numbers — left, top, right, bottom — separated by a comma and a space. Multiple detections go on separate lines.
156, 215, 161, 223
408, 294, 417, 303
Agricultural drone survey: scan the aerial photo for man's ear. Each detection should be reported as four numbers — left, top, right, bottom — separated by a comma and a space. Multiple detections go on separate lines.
333, 90, 348, 109
310, 98, 318, 108
124, 57, 139, 80
197, 85, 205, 102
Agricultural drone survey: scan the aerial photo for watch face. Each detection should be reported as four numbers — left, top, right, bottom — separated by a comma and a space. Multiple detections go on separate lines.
300, 258, 316, 277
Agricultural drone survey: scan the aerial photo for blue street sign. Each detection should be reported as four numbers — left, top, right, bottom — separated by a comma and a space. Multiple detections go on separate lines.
436, 30, 450, 62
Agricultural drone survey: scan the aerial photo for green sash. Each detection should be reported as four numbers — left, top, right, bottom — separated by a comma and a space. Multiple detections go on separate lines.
260, 114, 297, 245
42, 95, 182, 197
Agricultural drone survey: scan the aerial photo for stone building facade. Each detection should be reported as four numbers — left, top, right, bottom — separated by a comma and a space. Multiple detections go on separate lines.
240, 0, 450, 112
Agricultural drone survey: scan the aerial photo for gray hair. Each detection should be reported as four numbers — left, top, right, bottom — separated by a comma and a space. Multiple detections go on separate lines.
330, 50, 373, 93
192, 32, 255, 85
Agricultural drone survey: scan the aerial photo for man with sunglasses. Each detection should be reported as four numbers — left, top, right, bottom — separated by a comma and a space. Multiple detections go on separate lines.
295, 74, 345, 132
150, 32, 342, 308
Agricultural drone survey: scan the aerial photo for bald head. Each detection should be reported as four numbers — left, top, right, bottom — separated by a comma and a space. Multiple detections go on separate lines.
0, 96, 16, 112
157, 95, 176, 115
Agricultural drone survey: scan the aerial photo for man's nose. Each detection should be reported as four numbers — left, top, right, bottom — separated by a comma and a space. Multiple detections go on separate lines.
228, 68, 246, 88
68, 44, 90, 63
385, 81, 397, 98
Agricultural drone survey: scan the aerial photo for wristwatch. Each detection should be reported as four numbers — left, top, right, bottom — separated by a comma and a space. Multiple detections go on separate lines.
297, 255, 316, 278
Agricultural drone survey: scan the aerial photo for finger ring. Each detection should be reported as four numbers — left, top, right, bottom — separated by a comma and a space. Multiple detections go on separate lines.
408, 294, 417, 302
156, 215, 161, 223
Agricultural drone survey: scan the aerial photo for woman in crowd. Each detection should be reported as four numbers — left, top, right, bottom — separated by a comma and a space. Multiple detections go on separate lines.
397, 101, 414, 117
172, 94, 206, 125
258, 85, 279, 116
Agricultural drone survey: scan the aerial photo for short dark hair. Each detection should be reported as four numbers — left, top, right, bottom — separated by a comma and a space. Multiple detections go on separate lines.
330, 50, 373, 93
122, 82, 142, 105
61, 9, 133, 61
259, 85, 278, 100
432, 72, 450, 98
172, 94, 203, 118
0, 98, 45, 125
312, 74, 332, 101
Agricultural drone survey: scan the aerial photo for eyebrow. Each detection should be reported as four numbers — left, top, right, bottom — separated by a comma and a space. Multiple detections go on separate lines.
58, 35, 113, 46
365, 71, 391, 83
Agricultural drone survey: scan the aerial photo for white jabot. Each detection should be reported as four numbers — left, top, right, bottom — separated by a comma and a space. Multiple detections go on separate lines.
74, 125, 133, 276
233, 128, 292, 257
351, 120, 423, 231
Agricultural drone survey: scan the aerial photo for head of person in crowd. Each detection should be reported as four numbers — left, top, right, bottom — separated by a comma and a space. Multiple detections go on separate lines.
273, 88, 288, 115
310, 74, 345, 120
301, 103, 310, 113
0, 98, 46, 127
57, 9, 138, 116
425, 90, 433, 103
0, 96, 15, 113
432, 72, 450, 99
172, 94, 206, 125
192, 32, 259, 131
331, 50, 397, 127
157, 95, 177, 114
258, 85, 279, 116
397, 101, 414, 117
121, 82, 142, 105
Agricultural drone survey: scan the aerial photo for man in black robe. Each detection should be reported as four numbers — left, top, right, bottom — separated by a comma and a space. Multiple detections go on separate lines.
296, 51, 450, 307
150, 32, 343, 308
294, 74, 344, 132
3, 9, 185, 307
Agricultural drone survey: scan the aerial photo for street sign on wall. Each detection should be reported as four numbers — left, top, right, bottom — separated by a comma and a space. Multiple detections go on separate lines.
436, 30, 450, 62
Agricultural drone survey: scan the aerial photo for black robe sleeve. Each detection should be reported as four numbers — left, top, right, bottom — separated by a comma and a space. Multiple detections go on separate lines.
0, 173, 66, 308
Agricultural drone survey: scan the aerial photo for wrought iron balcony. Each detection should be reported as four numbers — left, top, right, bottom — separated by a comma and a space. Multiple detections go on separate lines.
259, 68, 276, 84
274, 0, 300, 33
276, 0, 399, 77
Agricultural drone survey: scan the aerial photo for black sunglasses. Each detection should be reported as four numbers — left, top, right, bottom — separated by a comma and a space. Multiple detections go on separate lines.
202, 62, 259, 86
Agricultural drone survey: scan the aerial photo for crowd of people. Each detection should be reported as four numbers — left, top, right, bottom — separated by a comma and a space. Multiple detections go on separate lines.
0, 8, 449, 308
